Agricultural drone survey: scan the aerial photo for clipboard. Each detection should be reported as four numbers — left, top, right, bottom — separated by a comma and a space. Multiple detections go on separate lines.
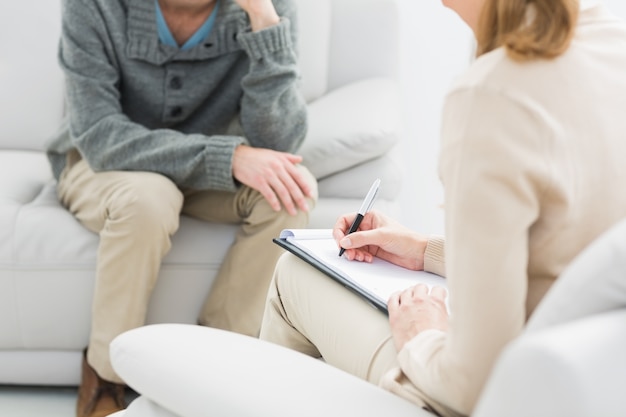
273, 229, 447, 315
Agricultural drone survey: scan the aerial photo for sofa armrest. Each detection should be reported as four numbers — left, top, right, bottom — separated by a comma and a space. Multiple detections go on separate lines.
299, 77, 401, 180
110, 324, 430, 417
473, 310, 626, 417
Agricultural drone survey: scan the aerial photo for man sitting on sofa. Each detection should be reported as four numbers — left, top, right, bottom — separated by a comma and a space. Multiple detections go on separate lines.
45, 0, 316, 416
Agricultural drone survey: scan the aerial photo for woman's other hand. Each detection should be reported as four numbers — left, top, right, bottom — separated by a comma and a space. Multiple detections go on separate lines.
388, 284, 449, 351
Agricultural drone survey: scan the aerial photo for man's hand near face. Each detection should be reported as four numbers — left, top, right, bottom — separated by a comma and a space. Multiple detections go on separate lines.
234, 0, 280, 31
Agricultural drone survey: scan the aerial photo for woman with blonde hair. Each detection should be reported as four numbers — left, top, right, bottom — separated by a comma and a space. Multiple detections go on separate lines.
260, 0, 626, 415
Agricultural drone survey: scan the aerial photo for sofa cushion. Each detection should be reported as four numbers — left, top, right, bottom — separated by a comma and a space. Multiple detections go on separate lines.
299, 77, 400, 179
0, 151, 238, 351
317, 152, 403, 200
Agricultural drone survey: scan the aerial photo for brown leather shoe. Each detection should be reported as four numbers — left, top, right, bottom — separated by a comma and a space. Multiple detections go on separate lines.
77, 349, 127, 417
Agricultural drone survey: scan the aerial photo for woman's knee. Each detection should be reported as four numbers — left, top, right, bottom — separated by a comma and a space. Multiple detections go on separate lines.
273, 253, 321, 302
273, 252, 298, 293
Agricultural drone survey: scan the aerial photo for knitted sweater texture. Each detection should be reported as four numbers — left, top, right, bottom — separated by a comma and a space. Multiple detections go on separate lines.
47, 0, 307, 191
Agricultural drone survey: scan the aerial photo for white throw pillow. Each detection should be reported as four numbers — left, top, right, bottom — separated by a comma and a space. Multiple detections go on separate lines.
299, 77, 400, 180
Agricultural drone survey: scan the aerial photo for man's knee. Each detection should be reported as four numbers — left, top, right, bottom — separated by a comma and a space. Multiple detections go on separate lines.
297, 164, 318, 207
243, 167, 318, 228
108, 172, 183, 234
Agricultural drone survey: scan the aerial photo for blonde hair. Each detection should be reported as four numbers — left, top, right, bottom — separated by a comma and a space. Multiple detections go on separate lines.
476, 0, 579, 62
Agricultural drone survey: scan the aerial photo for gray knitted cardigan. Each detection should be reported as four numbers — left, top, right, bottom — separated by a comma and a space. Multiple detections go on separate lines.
46, 0, 307, 191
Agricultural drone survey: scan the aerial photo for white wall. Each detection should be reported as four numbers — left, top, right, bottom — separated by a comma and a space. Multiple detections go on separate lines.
396, 0, 472, 234
606, 0, 626, 17
397, 0, 626, 234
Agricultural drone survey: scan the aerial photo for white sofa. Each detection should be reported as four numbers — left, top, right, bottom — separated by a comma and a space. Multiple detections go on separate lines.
108, 217, 626, 417
0, 0, 403, 386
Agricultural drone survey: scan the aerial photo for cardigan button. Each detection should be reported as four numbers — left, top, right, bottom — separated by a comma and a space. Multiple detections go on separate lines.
170, 106, 183, 118
169, 76, 182, 90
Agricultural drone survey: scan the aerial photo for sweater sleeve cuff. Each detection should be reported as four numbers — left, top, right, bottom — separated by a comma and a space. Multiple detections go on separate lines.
423, 235, 446, 277
237, 18, 293, 61
399, 329, 447, 366
379, 329, 448, 413
203, 135, 246, 191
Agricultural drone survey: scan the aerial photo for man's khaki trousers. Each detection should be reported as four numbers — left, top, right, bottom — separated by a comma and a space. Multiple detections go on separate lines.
57, 155, 317, 383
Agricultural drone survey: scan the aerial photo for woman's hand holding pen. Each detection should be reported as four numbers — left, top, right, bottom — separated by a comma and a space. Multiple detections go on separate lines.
333, 210, 429, 271
334, 210, 449, 349
334, 210, 448, 347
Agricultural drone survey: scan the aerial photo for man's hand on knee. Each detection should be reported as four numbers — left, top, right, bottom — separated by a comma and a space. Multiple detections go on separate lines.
232, 145, 315, 216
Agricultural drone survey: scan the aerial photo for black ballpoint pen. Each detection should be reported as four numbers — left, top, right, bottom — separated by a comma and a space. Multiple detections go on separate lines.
339, 178, 381, 257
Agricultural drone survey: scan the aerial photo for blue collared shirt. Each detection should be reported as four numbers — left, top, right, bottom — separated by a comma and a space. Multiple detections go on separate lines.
156, 0, 220, 50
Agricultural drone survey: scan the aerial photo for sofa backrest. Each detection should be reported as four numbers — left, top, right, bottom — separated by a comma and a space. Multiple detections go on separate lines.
293, 0, 332, 103
0, 0, 398, 151
0, 2, 65, 152
326, 0, 399, 92
295, 0, 399, 101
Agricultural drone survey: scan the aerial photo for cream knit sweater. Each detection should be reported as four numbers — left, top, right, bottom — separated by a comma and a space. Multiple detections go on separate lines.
382, 2, 626, 416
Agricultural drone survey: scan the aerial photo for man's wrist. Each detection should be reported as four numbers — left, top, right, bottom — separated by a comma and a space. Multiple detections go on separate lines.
248, 12, 280, 31
242, 2, 280, 31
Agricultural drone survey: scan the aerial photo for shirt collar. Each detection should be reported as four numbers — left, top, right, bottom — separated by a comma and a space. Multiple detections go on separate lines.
155, 0, 221, 51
